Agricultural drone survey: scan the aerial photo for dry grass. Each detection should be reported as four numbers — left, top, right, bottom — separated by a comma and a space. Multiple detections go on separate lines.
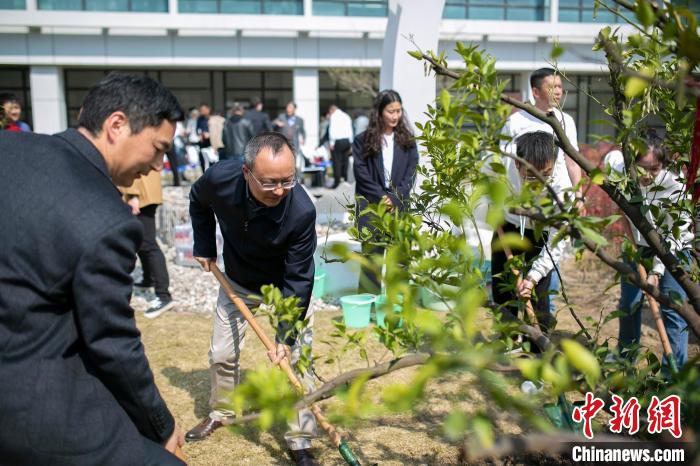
137, 253, 697, 465
138, 310, 478, 465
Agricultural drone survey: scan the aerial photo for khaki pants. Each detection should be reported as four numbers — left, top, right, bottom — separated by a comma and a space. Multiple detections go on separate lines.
208, 275, 317, 450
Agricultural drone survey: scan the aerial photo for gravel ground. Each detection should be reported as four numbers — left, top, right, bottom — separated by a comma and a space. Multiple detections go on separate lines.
131, 185, 345, 316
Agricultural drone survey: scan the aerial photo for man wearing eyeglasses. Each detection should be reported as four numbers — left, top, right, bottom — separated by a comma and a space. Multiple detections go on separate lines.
187, 132, 319, 466
486, 131, 569, 333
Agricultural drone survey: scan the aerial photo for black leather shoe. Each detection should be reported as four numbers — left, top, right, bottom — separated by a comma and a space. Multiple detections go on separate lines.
289, 449, 318, 466
133, 281, 153, 289
185, 417, 223, 442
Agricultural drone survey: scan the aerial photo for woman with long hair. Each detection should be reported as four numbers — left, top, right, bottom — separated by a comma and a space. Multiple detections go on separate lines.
353, 89, 419, 294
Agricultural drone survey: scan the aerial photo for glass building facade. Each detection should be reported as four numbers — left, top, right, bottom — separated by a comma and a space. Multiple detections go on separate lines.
38, 0, 167, 11
0, 0, 25, 9
313, 0, 387, 16
179, 0, 302, 14
443, 0, 547, 21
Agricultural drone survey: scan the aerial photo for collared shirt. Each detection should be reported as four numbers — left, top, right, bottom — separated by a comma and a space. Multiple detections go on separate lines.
604, 150, 693, 276
189, 160, 317, 343
481, 152, 569, 284
502, 108, 578, 188
328, 108, 354, 146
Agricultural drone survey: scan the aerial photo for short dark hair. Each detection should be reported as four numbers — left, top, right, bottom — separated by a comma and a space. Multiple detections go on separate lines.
0, 92, 19, 106
530, 68, 557, 90
250, 96, 261, 107
244, 131, 295, 169
640, 128, 669, 166
515, 131, 557, 170
78, 72, 183, 136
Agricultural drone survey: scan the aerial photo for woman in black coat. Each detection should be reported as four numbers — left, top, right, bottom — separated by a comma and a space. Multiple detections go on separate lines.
353, 89, 419, 294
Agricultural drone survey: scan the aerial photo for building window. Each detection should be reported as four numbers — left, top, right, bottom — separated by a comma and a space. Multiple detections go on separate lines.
319, 70, 377, 117
64, 68, 294, 127
0, 67, 32, 129
313, 0, 387, 17
443, 0, 547, 21
561, 74, 616, 144
0, 0, 26, 9
178, 0, 302, 14
224, 70, 293, 118
558, 0, 621, 22
38, 0, 167, 11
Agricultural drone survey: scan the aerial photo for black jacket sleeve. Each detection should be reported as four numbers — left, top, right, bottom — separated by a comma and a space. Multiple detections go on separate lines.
190, 171, 218, 259
352, 135, 387, 204
388, 144, 419, 209
72, 218, 175, 443
278, 207, 316, 346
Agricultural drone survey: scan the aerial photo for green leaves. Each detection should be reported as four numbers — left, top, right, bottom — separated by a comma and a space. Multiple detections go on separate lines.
635, 0, 655, 29
624, 75, 650, 99
408, 50, 424, 60
561, 339, 600, 389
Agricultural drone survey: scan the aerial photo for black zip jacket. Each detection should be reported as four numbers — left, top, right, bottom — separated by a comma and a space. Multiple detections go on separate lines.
189, 160, 316, 344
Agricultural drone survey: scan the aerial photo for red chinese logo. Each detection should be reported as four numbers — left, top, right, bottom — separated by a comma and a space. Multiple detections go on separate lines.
608, 394, 641, 435
570, 393, 683, 439
647, 395, 682, 438
572, 392, 605, 439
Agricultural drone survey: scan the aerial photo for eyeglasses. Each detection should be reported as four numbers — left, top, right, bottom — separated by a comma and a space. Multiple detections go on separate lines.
247, 169, 297, 191
521, 169, 554, 183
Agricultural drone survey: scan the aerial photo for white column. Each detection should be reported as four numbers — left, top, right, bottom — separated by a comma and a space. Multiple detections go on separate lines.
380, 0, 445, 193
303, 0, 312, 17
30, 66, 67, 134
550, 0, 559, 25
520, 70, 532, 103
168, 0, 177, 14
293, 68, 319, 156
26, 0, 37, 11
380, 0, 445, 132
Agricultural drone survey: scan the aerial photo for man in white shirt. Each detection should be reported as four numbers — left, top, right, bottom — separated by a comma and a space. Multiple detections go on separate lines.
327, 104, 354, 188
502, 68, 582, 315
485, 131, 569, 333
604, 135, 692, 366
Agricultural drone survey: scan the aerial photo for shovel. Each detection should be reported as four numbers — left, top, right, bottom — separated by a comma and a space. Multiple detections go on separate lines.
496, 227, 540, 329
210, 264, 361, 466
636, 264, 679, 374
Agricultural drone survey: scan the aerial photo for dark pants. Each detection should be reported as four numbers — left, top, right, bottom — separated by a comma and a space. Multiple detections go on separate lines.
332, 138, 351, 187
143, 436, 185, 466
491, 221, 555, 331
167, 148, 181, 187
358, 241, 383, 295
198, 142, 210, 174
137, 204, 171, 300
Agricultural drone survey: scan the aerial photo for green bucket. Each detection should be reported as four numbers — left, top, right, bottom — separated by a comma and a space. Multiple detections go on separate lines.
340, 294, 376, 328
312, 269, 326, 298
375, 295, 402, 328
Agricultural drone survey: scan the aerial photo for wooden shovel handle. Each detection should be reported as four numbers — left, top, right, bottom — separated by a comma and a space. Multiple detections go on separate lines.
496, 227, 540, 329
209, 264, 343, 448
636, 264, 674, 358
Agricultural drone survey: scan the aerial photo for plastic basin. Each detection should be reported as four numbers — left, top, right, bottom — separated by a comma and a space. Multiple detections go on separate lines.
340, 294, 376, 328
312, 270, 326, 298
375, 295, 403, 328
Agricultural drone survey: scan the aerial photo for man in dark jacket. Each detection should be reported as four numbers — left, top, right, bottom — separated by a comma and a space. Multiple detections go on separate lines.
222, 102, 255, 162
187, 132, 319, 466
245, 96, 272, 136
0, 73, 185, 465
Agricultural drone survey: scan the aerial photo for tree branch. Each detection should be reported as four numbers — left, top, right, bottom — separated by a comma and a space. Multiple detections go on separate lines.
512, 207, 700, 337
418, 51, 700, 325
